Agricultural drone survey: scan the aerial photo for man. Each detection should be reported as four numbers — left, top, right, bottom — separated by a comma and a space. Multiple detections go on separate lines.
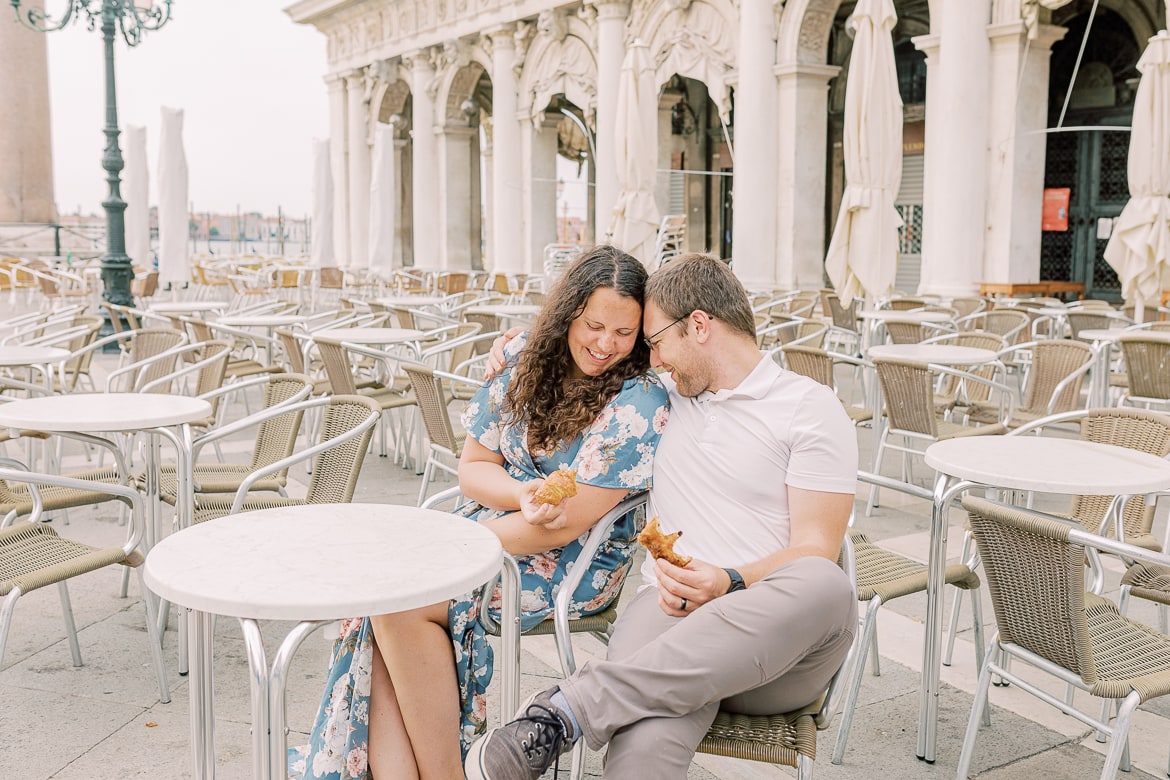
465, 253, 858, 779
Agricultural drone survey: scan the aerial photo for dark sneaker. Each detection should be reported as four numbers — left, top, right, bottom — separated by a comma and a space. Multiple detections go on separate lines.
464, 687, 576, 780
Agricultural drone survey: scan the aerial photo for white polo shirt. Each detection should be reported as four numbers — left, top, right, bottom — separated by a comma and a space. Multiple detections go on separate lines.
640, 355, 858, 589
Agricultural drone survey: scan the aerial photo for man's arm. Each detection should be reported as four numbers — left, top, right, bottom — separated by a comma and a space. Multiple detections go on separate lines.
483, 326, 525, 379
653, 486, 853, 616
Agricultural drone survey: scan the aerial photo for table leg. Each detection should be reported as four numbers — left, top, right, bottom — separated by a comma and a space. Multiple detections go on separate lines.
268, 621, 328, 780
918, 474, 976, 762
188, 610, 217, 780
497, 556, 523, 721
1089, 341, 1111, 408
240, 619, 271, 780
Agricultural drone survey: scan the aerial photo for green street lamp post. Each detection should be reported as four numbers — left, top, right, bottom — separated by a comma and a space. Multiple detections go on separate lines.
10, 0, 174, 306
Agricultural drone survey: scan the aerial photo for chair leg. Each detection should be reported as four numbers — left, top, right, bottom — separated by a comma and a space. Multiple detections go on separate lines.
1101, 693, 1141, 780
416, 458, 435, 507
955, 641, 998, 780
0, 589, 20, 670
866, 432, 890, 516
136, 568, 171, 703
944, 532, 975, 666
968, 589, 990, 727
796, 752, 815, 780
831, 596, 881, 765
57, 581, 83, 667
868, 629, 881, 677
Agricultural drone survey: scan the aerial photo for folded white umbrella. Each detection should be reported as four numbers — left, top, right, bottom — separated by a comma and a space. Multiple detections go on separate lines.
123, 124, 151, 273
1104, 31, 1170, 320
607, 40, 660, 267
311, 139, 336, 267
824, 0, 903, 302
156, 107, 189, 290
368, 123, 397, 278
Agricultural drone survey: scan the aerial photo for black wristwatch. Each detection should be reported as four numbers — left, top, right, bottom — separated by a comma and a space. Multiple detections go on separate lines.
723, 568, 746, 594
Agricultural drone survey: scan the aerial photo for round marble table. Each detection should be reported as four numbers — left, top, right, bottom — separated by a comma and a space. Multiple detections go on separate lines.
913, 436, 1170, 762
375, 295, 447, 308
0, 345, 69, 388
148, 300, 229, 314
144, 503, 505, 780
868, 344, 996, 365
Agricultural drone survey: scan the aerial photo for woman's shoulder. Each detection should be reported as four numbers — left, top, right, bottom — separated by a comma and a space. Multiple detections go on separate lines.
617, 371, 670, 405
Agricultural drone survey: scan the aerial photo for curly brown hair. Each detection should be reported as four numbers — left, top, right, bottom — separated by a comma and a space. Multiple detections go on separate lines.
505, 245, 651, 452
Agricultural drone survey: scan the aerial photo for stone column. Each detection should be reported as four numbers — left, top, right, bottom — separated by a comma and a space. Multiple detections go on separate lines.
522, 112, 560, 273
593, 0, 629, 240
346, 69, 371, 270
731, 0, 779, 290
915, 0, 992, 296
912, 34, 941, 294
409, 51, 439, 268
488, 25, 525, 272
775, 63, 840, 289
984, 21, 1066, 283
0, 9, 56, 222
438, 124, 476, 270
326, 75, 350, 265
393, 136, 409, 267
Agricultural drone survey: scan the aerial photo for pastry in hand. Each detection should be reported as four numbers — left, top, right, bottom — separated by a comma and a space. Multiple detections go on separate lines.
638, 516, 693, 567
532, 466, 578, 504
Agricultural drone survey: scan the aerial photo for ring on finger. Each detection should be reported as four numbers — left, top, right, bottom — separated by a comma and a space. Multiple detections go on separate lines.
680, 597, 688, 611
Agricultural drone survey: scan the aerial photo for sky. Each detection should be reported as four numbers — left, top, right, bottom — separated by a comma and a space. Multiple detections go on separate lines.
46, 0, 328, 219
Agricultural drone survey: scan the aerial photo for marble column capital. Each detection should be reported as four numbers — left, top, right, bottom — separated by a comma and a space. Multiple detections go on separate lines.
587, 0, 630, 22
987, 20, 1066, 50
773, 62, 840, 83
484, 23, 520, 48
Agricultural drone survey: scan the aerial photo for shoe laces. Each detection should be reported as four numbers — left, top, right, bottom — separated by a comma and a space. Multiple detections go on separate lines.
513, 703, 569, 773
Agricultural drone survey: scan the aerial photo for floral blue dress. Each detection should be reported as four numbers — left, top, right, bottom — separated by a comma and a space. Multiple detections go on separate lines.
290, 333, 669, 780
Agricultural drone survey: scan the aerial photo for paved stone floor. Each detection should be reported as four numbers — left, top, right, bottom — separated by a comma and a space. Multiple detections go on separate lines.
1, 320, 1168, 779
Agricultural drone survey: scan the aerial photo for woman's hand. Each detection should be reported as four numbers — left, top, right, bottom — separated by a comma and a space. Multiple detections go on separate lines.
653, 557, 731, 617
516, 479, 571, 530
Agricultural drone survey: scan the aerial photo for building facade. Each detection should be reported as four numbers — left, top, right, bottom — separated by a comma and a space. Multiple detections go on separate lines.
287, 0, 1169, 299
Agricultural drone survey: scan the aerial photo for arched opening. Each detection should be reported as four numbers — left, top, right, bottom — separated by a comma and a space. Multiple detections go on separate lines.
1041, 9, 1142, 300
656, 74, 732, 257
443, 62, 491, 270
375, 81, 412, 267
551, 97, 595, 249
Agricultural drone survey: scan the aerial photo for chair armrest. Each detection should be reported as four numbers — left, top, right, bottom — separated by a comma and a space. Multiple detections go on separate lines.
189, 386, 314, 458
138, 341, 231, 393
1043, 359, 1094, 415
104, 337, 194, 392
226, 398, 379, 513
926, 362, 1016, 423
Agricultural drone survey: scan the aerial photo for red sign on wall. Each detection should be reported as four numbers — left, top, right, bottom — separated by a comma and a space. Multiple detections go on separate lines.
1042, 188, 1071, 231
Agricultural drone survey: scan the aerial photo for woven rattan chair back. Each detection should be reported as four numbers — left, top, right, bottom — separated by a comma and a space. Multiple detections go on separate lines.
1066, 311, 1116, 340
884, 319, 925, 344
60, 316, 104, 387
874, 358, 938, 436
247, 374, 314, 472
303, 395, 380, 504
1118, 332, 1170, 402
975, 310, 1030, 343
781, 345, 835, 388
962, 496, 1097, 682
461, 311, 499, 336
824, 293, 859, 332
191, 341, 232, 409
1067, 408, 1170, 547
401, 363, 461, 455
929, 331, 1006, 404
275, 327, 310, 375
950, 297, 987, 319
1021, 340, 1093, 416
314, 337, 360, 395
119, 328, 186, 392
887, 297, 928, 311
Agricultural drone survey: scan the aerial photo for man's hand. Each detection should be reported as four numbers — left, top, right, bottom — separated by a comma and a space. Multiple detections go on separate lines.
517, 479, 570, 530
653, 557, 732, 617
483, 326, 525, 381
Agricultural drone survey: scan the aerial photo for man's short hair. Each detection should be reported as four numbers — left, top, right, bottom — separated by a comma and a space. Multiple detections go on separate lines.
645, 253, 756, 339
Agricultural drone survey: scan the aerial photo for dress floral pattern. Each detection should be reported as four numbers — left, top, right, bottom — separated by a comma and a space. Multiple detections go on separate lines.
290, 333, 669, 779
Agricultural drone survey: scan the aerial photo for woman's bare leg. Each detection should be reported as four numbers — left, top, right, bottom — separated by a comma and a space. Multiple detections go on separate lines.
370, 601, 463, 779
367, 637, 420, 780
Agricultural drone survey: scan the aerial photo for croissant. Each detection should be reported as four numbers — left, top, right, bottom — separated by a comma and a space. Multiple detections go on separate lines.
532, 467, 578, 504
638, 516, 693, 567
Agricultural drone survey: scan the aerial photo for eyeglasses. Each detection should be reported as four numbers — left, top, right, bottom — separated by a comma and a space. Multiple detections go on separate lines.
643, 314, 689, 350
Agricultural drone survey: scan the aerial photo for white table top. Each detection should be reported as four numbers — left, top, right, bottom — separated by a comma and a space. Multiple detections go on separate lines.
1077, 328, 1129, 342
465, 305, 542, 317
925, 437, 1170, 495
858, 310, 953, 323
217, 314, 308, 328
148, 301, 229, 313
868, 344, 997, 365
0, 393, 212, 432
0, 346, 69, 366
376, 296, 447, 307
144, 504, 503, 620
313, 327, 424, 344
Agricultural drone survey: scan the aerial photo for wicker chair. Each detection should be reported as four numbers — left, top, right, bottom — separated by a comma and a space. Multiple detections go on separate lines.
922, 330, 1008, 414
692, 527, 860, 779
830, 528, 984, 765
966, 340, 1094, 429
955, 309, 1030, 344
944, 407, 1170, 666
956, 495, 1170, 780
1117, 332, 1170, 410
153, 373, 313, 507
189, 394, 380, 524
779, 345, 873, 425
886, 296, 929, 311
399, 364, 480, 505
0, 461, 170, 702
867, 358, 1008, 514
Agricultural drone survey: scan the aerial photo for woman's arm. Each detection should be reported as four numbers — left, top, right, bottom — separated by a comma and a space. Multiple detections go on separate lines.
459, 437, 629, 556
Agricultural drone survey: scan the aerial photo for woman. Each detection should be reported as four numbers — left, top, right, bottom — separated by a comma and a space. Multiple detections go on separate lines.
291, 245, 670, 779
